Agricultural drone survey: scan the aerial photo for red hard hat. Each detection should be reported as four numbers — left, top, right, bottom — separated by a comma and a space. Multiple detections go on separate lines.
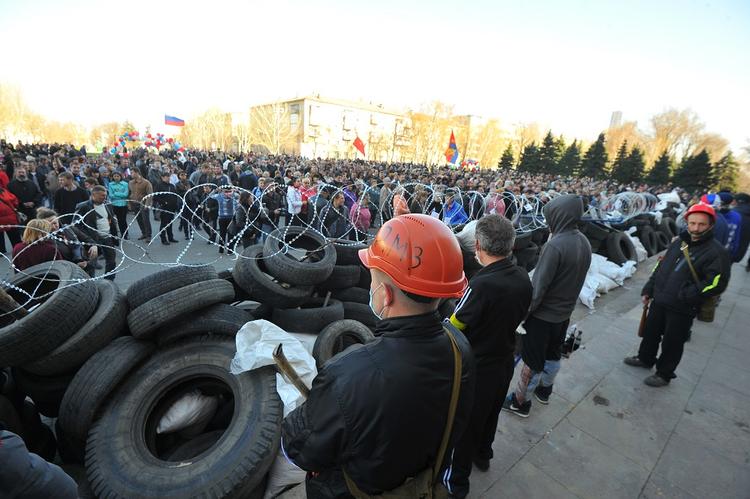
359, 214, 467, 298
685, 202, 716, 223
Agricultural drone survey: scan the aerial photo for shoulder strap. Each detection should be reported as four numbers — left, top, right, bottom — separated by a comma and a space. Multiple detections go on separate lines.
680, 243, 700, 285
342, 325, 464, 497
433, 325, 462, 483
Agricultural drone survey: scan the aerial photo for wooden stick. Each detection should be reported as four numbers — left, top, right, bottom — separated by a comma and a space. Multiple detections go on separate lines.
0, 287, 28, 319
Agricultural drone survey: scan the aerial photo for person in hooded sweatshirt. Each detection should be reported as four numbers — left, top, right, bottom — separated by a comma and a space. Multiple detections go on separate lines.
732, 193, 750, 271
504, 194, 591, 417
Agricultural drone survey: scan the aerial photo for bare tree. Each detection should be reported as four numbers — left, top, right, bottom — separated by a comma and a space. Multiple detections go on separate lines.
512, 122, 542, 162
605, 121, 647, 163
650, 108, 705, 162
247, 102, 298, 155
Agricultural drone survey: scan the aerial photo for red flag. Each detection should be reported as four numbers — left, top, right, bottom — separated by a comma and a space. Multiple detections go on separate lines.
353, 136, 365, 156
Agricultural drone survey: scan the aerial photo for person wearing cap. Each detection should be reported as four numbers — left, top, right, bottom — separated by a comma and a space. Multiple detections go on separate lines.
732, 193, 750, 270
504, 194, 591, 417
624, 203, 730, 387
446, 215, 532, 497
282, 214, 476, 498
716, 191, 742, 261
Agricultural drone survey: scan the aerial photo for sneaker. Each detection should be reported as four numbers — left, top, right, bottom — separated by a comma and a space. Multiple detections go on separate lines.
644, 374, 670, 387
623, 356, 652, 368
534, 384, 553, 405
502, 393, 531, 418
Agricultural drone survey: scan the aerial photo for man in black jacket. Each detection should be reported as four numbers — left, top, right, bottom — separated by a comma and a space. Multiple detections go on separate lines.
625, 203, 730, 386
74, 185, 119, 280
732, 193, 750, 271
154, 171, 179, 245
282, 214, 475, 498
447, 215, 532, 497
8, 163, 42, 222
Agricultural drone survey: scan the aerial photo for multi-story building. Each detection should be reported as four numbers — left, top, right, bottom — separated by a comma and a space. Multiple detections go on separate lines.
247, 95, 411, 161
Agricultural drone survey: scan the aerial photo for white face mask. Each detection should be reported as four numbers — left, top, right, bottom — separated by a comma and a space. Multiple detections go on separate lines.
368, 283, 385, 320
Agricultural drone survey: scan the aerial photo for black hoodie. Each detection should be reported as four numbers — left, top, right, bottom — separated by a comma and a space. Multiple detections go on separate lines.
529, 195, 591, 323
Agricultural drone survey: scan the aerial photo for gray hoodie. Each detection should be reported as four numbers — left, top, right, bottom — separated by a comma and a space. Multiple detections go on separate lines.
528, 195, 591, 323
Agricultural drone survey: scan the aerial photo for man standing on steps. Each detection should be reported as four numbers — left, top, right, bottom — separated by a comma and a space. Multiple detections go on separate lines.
447, 214, 532, 498
624, 203, 730, 387
504, 194, 591, 418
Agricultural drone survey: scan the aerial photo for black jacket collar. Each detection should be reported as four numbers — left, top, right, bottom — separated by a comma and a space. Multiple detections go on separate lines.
679, 227, 714, 247
375, 311, 443, 338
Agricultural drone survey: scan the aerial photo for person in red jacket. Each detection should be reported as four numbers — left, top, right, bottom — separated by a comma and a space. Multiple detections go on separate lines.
11, 218, 61, 271
0, 173, 22, 253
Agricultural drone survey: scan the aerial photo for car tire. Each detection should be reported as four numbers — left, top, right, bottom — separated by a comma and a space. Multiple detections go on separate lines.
232, 244, 313, 309
263, 226, 336, 285
271, 297, 345, 334
0, 261, 97, 367
126, 265, 218, 310
85, 336, 281, 499
312, 320, 375, 368
24, 280, 128, 376
606, 232, 637, 264
127, 280, 235, 339
57, 336, 155, 463
156, 303, 254, 345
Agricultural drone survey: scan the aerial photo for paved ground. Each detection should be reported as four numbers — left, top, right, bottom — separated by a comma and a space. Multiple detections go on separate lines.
281, 257, 750, 499
4, 216, 748, 498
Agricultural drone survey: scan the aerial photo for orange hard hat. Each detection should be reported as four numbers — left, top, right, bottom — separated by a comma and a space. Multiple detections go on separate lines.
359, 214, 467, 298
685, 202, 715, 223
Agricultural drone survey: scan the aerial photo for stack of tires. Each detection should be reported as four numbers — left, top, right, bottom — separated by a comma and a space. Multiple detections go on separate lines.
0, 261, 127, 464
581, 222, 638, 265
637, 216, 676, 256
512, 231, 541, 272
1, 232, 381, 498
232, 227, 377, 368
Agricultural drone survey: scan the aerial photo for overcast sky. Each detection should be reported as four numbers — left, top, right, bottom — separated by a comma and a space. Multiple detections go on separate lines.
1, 0, 748, 149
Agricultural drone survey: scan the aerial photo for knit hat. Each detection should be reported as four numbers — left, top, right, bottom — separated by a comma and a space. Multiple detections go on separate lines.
717, 192, 733, 205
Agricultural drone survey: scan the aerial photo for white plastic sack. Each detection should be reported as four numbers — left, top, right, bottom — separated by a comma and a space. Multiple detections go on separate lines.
157, 390, 218, 435
263, 452, 307, 499
658, 190, 681, 204
579, 278, 599, 309
454, 220, 478, 253
230, 320, 317, 417
628, 235, 648, 262
649, 211, 663, 224
589, 273, 619, 294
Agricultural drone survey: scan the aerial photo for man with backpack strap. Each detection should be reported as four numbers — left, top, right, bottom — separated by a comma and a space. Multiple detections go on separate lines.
282, 214, 476, 498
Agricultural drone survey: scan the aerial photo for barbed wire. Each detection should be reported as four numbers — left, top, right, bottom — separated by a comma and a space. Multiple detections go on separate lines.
0, 182, 661, 317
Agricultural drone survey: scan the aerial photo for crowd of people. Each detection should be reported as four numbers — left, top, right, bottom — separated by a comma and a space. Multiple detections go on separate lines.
1, 139, 749, 498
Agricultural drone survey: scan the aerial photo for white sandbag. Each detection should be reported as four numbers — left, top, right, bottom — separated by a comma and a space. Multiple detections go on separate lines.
628, 235, 648, 262
658, 190, 681, 204
579, 278, 599, 309
649, 211, 663, 224
454, 220, 478, 253
157, 390, 218, 435
590, 273, 619, 294
263, 452, 307, 499
230, 320, 317, 417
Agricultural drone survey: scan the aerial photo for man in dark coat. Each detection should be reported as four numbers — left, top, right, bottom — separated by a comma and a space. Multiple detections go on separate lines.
731, 193, 750, 270
282, 215, 475, 498
447, 215, 532, 498
624, 203, 730, 386
74, 185, 119, 280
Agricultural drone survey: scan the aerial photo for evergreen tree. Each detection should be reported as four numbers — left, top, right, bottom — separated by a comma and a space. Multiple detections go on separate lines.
645, 151, 672, 186
580, 133, 608, 179
558, 140, 581, 176
538, 130, 562, 174
712, 152, 739, 191
610, 140, 630, 184
498, 144, 515, 170
624, 146, 645, 184
517, 143, 541, 173
672, 149, 712, 193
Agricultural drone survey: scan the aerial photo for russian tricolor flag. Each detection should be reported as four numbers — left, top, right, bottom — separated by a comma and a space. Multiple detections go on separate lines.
165, 114, 185, 127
